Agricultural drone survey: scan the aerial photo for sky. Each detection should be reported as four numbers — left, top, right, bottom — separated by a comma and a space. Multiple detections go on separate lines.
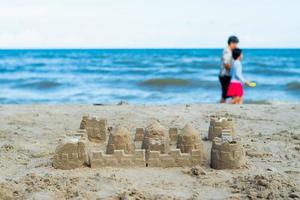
0, 0, 299, 48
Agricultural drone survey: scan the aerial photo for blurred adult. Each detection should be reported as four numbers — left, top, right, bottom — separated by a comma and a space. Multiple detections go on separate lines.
219, 35, 239, 103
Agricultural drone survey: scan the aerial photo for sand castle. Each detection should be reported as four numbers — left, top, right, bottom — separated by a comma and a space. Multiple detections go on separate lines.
211, 126, 245, 169
53, 118, 203, 169
53, 115, 245, 170
208, 116, 235, 141
210, 136, 245, 169
208, 115, 245, 169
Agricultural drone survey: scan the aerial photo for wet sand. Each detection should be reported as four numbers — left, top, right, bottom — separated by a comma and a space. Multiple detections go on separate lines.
0, 104, 299, 199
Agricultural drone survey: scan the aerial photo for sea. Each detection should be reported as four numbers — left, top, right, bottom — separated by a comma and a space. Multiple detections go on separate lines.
0, 49, 299, 104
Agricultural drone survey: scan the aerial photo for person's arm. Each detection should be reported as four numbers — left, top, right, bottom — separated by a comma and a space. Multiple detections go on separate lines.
224, 63, 231, 70
222, 49, 232, 70
235, 62, 248, 84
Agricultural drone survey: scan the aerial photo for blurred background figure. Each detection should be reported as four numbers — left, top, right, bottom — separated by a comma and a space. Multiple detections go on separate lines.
219, 36, 239, 103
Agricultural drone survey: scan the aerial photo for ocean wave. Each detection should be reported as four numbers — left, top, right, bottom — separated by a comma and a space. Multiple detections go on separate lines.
246, 68, 300, 76
139, 78, 219, 89
140, 78, 190, 87
245, 61, 273, 67
14, 80, 63, 90
286, 82, 300, 92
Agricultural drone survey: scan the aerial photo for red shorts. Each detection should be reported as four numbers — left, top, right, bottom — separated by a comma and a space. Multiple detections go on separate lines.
227, 82, 243, 97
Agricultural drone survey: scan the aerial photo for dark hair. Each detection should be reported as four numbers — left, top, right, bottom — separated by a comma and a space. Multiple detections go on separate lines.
232, 48, 242, 60
228, 35, 239, 45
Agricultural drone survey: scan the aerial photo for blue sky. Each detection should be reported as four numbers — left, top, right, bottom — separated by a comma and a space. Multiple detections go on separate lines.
0, 0, 299, 48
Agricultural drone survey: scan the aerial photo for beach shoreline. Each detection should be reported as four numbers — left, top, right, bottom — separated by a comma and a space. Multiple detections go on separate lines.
0, 104, 299, 199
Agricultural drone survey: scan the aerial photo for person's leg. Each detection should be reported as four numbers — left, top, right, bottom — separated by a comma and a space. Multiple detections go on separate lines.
231, 96, 238, 104
219, 76, 231, 103
239, 96, 244, 104
238, 84, 244, 104
230, 97, 235, 104
219, 76, 226, 103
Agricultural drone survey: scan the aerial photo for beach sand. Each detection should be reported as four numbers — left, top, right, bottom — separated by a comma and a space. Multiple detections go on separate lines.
0, 104, 299, 199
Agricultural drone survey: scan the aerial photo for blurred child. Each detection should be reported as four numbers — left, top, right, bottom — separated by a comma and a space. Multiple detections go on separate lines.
227, 48, 250, 104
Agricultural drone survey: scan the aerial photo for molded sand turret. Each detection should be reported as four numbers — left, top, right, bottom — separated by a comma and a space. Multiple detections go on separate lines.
106, 126, 135, 154
80, 116, 88, 129
86, 117, 107, 143
177, 123, 203, 153
210, 138, 245, 169
53, 138, 87, 170
142, 121, 170, 153
208, 117, 235, 140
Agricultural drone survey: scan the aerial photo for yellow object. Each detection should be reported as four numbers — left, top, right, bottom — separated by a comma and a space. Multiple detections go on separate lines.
249, 82, 256, 87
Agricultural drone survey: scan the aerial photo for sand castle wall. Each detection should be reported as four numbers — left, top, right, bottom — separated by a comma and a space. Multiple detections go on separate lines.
89, 150, 146, 168
147, 149, 202, 167
89, 149, 202, 168
210, 139, 245, 169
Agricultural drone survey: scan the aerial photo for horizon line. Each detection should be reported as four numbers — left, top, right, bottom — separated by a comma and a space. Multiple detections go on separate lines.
0, 47, 300, 50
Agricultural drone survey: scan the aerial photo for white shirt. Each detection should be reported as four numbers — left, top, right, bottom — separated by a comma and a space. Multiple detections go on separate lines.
220, 47, 233, 77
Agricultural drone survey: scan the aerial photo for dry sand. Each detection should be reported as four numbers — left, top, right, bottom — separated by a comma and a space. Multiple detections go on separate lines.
0, 104, 299, 200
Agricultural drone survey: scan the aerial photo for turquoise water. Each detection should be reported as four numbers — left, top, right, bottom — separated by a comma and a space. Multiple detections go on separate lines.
0, 49, 299, 104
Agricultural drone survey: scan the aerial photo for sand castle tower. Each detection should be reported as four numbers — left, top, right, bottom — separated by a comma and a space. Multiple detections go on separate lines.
177, 123, 203, 153
80, 116, 88, 129
86, 117, 107, 143
208, 117, 235, 140
210, 137, 245, 169
53, 137, 88, 170
106, 126, 135, 154
142, 121, 170, 153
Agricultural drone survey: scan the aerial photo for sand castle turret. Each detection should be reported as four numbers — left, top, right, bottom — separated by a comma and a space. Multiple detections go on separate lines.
106, 126, 135, 154
53, 137, 88, 170
208, 117, 235, 140
177, 123, 203, 153
210, 137, 245, 169
86, 117, 107, 143
142, 121, 170, 153
80, 116, 88, 129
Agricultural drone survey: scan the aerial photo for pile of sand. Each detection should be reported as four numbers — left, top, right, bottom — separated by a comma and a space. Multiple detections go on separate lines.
230, 174, 299, 199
